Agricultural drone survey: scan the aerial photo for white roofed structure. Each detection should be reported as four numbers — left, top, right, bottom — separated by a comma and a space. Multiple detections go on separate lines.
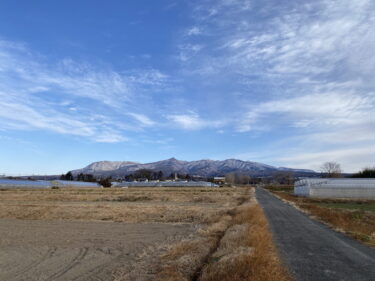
294, 178, 375, 198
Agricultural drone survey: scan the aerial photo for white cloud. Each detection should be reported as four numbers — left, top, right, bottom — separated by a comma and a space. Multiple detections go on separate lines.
235, 139, 375, 173
0, 92, 95, 137
235, 91, 375, 172
0, 47, 134, 108
186, 0, 375, 84
186, 26, 202, 36
218, 0, 375, 80
127, 68, 169, 87
1, 1, 374, 172
0, 39, 169, 142
177, 44, 204, 62
167, 112, 205, 129
128, 113, 155, 127
276, 146, 375, 173
192, 0, 251, 21
167, 112, 222, 130
180, 0, 375, 171
237, 91, 375, 132
93, 132, 128, 143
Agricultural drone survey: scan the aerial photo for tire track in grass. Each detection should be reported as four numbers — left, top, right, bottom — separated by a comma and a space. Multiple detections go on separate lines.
45, 247, 88, 281
12, 247, 57, 279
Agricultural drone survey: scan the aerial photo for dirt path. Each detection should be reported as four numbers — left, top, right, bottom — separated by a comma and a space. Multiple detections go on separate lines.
256, 188, 375, 281
0, 219, 195, 281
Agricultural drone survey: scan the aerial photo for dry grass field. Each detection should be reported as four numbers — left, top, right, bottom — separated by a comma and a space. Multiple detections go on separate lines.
0, 187, 245, 223
0, 187, 290, 281
268, 187, 375, 248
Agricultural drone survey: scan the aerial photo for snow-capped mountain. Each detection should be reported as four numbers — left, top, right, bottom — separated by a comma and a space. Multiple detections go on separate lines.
72, 161, 138, 174
70, 158, 315, 177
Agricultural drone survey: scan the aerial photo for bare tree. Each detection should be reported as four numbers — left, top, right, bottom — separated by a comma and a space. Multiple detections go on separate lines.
225, 173, 236, 185
237, 173, 251, 185
320, 162, 342, 178
273, 171, 294, 185
225, 172, 251, 185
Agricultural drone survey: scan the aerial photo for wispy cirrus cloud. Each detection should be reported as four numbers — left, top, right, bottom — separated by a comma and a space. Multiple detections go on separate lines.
186, 26, 202, 36
223, 0, 375, 79
177, 0, 375, 171
237, 91, 375, 132
186, 0, 375, 79
127, 113, 155, 127
167, 111, 223, 130
1, 1, 374, 172
0, 39, 168, 142
235, 90, 375, 171
177, 44, 204, 62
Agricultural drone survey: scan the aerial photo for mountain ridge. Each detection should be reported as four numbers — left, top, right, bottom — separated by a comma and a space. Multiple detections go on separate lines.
70, 158, 316, 178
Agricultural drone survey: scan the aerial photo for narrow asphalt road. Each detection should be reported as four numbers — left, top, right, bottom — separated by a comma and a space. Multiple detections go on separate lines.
256, 188, 375, 281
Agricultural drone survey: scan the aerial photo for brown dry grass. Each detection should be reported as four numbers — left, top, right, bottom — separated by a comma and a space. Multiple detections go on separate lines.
155, 214, 234, 281
0, 187, 247, 223
0, 187, 291, 280
156, 189, 291, 281
155, 202, 244, 281
0, 187, 246, 203
199, 204, 290, 281
272, 190, 375, 247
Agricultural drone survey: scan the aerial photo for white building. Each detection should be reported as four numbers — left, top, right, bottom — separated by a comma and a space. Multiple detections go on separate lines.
294, 178, 375, 199
213, 177, 226, 184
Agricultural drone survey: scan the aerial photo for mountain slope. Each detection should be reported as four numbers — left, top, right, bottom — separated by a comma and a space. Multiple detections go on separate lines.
72, 161, 138, 175
71, 158, 316, 178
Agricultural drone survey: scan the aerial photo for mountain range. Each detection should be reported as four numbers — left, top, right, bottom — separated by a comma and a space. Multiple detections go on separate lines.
70, 158, 316, 178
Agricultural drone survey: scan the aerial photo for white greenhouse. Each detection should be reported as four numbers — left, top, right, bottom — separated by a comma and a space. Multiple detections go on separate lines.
112, 181, 218, 188
0, 179, 102, 189
294, 178, 375, 199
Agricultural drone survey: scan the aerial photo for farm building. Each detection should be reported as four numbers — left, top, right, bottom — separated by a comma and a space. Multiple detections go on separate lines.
213, 177, 226, 184
294, 178, 375, 199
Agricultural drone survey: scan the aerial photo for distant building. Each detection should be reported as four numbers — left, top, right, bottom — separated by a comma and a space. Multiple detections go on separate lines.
294, 178, 375, 199
137, 178, 149, 182
191, 175, 206, 181
213, 177, 226, 184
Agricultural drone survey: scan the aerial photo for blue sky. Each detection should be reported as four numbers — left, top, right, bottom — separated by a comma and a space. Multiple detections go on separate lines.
0, 0, 374, 175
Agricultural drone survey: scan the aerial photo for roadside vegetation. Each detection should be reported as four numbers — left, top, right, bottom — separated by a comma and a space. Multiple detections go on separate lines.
266, 185, 375, 247
156, 189, 290, 281
352, 167, 375, 178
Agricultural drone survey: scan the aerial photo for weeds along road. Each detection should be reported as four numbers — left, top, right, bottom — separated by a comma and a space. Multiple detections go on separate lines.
256, 188, 375, 281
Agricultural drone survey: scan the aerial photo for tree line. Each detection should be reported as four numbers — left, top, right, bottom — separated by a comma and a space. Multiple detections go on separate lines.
59, 169, 194, 187
59, 171, 112, 187
352, 167, 375, 178
320, 162, 375, 178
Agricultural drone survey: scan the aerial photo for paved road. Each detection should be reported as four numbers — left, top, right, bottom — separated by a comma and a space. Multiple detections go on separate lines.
256, 188, 375, 281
